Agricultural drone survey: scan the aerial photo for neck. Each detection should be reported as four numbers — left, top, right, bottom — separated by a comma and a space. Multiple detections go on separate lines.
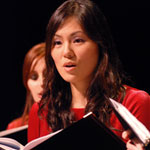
70, 82, 89, 108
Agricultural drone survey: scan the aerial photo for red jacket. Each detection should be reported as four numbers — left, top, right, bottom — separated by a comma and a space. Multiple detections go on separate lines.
28, 85, 150, 142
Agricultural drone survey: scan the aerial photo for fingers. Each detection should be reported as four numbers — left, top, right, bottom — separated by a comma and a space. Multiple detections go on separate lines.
126, 140, 137, 150
131, 138, 144, 150
122, 129, 135, 140
122, 130, 132, 140
126, 140, 144, 150
122, 130, 145, 150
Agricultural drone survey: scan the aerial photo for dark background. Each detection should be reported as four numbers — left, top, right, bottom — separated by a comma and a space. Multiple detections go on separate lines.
1, 0, 150, 131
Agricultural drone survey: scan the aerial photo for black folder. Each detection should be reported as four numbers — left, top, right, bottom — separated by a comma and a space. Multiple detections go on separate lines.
34, 113, 126, 150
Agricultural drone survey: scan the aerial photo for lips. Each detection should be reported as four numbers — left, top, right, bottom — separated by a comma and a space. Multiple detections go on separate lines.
63, 62, 76, 71
63, 62, 76, 67
38, 92, 43, 98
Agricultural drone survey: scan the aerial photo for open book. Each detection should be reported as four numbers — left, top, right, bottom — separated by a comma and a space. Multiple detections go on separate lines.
0, 125, 28, 146
0, 129, 62, 150
109, 98, 150, 149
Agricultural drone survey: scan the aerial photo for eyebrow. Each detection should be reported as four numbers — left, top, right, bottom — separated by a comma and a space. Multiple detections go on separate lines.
54, 31, 85, 38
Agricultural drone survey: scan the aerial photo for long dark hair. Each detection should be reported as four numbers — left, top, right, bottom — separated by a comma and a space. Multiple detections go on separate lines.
39, 0, 125, 131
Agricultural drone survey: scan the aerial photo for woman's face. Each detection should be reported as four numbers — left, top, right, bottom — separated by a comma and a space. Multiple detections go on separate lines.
27, 57, 45, 102
51, 17, 99, 85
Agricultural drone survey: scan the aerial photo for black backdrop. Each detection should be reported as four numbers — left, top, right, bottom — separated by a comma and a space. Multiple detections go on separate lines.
1, 0, 150, 131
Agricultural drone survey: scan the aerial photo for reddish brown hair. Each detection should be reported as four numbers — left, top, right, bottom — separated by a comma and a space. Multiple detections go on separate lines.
21, 42, 46, 125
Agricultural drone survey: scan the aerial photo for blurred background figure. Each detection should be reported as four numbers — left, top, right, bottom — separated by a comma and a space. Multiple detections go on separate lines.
7, 42, 46, 129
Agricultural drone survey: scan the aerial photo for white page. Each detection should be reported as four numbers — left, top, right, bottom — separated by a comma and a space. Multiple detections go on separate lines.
0, 144, 17, 150
0, 125, 28, 137
0, 137, 24, 149
23, 129, 63, 150
109, 98, 150, 144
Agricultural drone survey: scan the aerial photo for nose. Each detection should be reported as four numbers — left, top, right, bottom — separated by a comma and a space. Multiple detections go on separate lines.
63, 42, 75, 59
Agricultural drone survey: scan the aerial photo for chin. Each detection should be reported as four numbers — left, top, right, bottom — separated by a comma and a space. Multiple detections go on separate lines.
34, 98, 41, 103
62, 77, 78, 84
60, 73, 79, 83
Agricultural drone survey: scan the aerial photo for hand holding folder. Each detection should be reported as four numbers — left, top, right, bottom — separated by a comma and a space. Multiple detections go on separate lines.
109, 98, 150, 150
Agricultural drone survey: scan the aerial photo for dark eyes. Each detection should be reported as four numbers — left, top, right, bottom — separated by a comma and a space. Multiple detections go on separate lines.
53, 38, 85, 47
29, 70, 46, 81
53, 40, 62, 46
73, 38, 85, 43
29, 72, 38, 80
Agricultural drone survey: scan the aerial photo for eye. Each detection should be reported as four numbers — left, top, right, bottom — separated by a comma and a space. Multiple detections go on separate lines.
53, 40, 62, 46
73, 38, 85, 43
29, 72, 38, 80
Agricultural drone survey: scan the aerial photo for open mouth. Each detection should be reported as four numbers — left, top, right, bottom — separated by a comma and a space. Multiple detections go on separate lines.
64, 62, 76, 67
65, 64, 76, 67
38, 92, 43, 98
63, 62, 76, 71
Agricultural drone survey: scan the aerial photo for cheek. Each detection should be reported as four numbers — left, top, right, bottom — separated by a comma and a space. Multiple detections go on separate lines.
80, 46, 99, 78
51, 51, 62, 70
27, 80, 37, 95
51, 50, 57, 62
91, 49, 99, 67
80, 45, 99, 66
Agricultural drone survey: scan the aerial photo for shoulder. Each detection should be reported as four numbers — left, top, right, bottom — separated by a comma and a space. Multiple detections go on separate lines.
123, 85, 150, 105
122, 85, 150, 116
7, 117, 23, 130
123, 85, 150, 130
